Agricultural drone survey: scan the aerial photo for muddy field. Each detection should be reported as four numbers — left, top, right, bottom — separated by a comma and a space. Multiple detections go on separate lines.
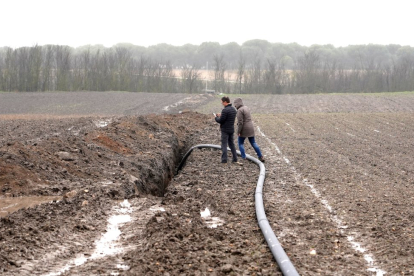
1, 92, 414, 275
0, 91, 214, 117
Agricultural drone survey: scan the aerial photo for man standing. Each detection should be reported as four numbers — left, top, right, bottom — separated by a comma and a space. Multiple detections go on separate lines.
214, 96, 240, 164
234, 97, 265, 162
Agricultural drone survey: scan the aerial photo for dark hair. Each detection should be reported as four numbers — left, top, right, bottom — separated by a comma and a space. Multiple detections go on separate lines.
221, 96, 230, 103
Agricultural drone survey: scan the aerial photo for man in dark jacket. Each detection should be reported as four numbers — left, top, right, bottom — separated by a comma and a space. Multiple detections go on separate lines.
214, 96, 240, 164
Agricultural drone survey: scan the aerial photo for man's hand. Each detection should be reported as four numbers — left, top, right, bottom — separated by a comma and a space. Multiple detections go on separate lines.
217, 113, 221, 117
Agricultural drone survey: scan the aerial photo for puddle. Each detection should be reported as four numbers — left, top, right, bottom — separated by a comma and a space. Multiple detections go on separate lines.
109, 264, 130, 275
91, 200, 132, 258
200, 207, 224, 228
94, 119, 112, 128
99, 180, 114, 186
67, 126, 80, 136
162, 97, 192, 111
43, 200, 133, 276
150, 206, 165, 212
0, 196, 62, 217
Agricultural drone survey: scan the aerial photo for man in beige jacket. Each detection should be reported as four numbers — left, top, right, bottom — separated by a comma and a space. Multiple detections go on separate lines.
234, 98, 265, 162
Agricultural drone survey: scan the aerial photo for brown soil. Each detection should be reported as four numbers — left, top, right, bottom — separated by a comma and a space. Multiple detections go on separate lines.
1, 92, 414, 275
255, 112, 414, 275
0, 112, 214, 274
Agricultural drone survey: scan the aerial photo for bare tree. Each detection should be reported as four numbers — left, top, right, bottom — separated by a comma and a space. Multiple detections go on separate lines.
115, 47, 133, 91
3, 48, 18, 91
55, 46, 72, 91
236, 51, 245, 93
181, 64, 200, 93
295, 50, 321, 93
213, 53, 227, 93
245, 55, 262, 94
41, 45, 54, 91
26, 45, 42, 91
264, 58, 285, 94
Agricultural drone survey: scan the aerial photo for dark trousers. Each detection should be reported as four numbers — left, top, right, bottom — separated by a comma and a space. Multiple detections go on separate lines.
221, 131, 237, 163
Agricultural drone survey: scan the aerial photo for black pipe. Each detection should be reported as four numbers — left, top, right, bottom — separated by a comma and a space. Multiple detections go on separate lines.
176, 144, 299, 276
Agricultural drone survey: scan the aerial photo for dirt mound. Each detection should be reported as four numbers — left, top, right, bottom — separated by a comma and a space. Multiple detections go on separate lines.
0, 113, 206, 198
0, 112, 212, 274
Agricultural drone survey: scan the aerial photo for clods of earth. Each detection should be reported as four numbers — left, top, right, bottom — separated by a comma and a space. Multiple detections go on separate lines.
1, 92, 414, 275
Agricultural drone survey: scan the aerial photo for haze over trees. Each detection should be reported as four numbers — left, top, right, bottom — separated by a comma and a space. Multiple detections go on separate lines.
1, 40, 414, 94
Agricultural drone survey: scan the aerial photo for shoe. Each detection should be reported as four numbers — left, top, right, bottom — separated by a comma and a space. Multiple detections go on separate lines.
259, 157, 265, 163
232, 161, 243, 166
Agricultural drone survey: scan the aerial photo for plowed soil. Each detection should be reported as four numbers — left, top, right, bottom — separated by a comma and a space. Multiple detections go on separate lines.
1, 91, 414, 275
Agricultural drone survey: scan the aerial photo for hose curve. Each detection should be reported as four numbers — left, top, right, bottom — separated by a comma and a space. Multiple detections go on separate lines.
176, 144, 299, 276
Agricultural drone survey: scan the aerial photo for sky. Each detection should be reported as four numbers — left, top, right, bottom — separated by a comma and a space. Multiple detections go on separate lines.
1, 0, 413, 49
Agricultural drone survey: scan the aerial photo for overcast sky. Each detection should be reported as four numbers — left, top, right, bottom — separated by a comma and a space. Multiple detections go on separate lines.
2, 0, 412, 49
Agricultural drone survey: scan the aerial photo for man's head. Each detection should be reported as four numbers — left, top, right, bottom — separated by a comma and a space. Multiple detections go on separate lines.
221, 96, 230, 106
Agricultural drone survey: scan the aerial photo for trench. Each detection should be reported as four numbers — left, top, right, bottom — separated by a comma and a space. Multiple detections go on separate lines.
0, 140, 184, 219
3, 116, 299, 275
28, 133, 197, 275
3, 139, 299, 275
132, 134, 192, 197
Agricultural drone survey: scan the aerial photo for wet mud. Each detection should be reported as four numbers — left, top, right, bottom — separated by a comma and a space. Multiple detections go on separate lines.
1, 92, 414, 275
0, 196, 61, 217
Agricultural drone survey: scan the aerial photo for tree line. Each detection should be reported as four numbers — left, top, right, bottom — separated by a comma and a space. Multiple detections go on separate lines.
1, 40, 414, 93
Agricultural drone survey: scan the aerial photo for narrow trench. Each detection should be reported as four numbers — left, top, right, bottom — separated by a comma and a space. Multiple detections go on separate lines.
0, 116, 207, 275
133, 135, 192, 197
0, 140, 187, 218
38, 136, 196, 275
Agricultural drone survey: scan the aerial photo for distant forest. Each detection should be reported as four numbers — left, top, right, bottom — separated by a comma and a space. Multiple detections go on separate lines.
1, 40, 414, 94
